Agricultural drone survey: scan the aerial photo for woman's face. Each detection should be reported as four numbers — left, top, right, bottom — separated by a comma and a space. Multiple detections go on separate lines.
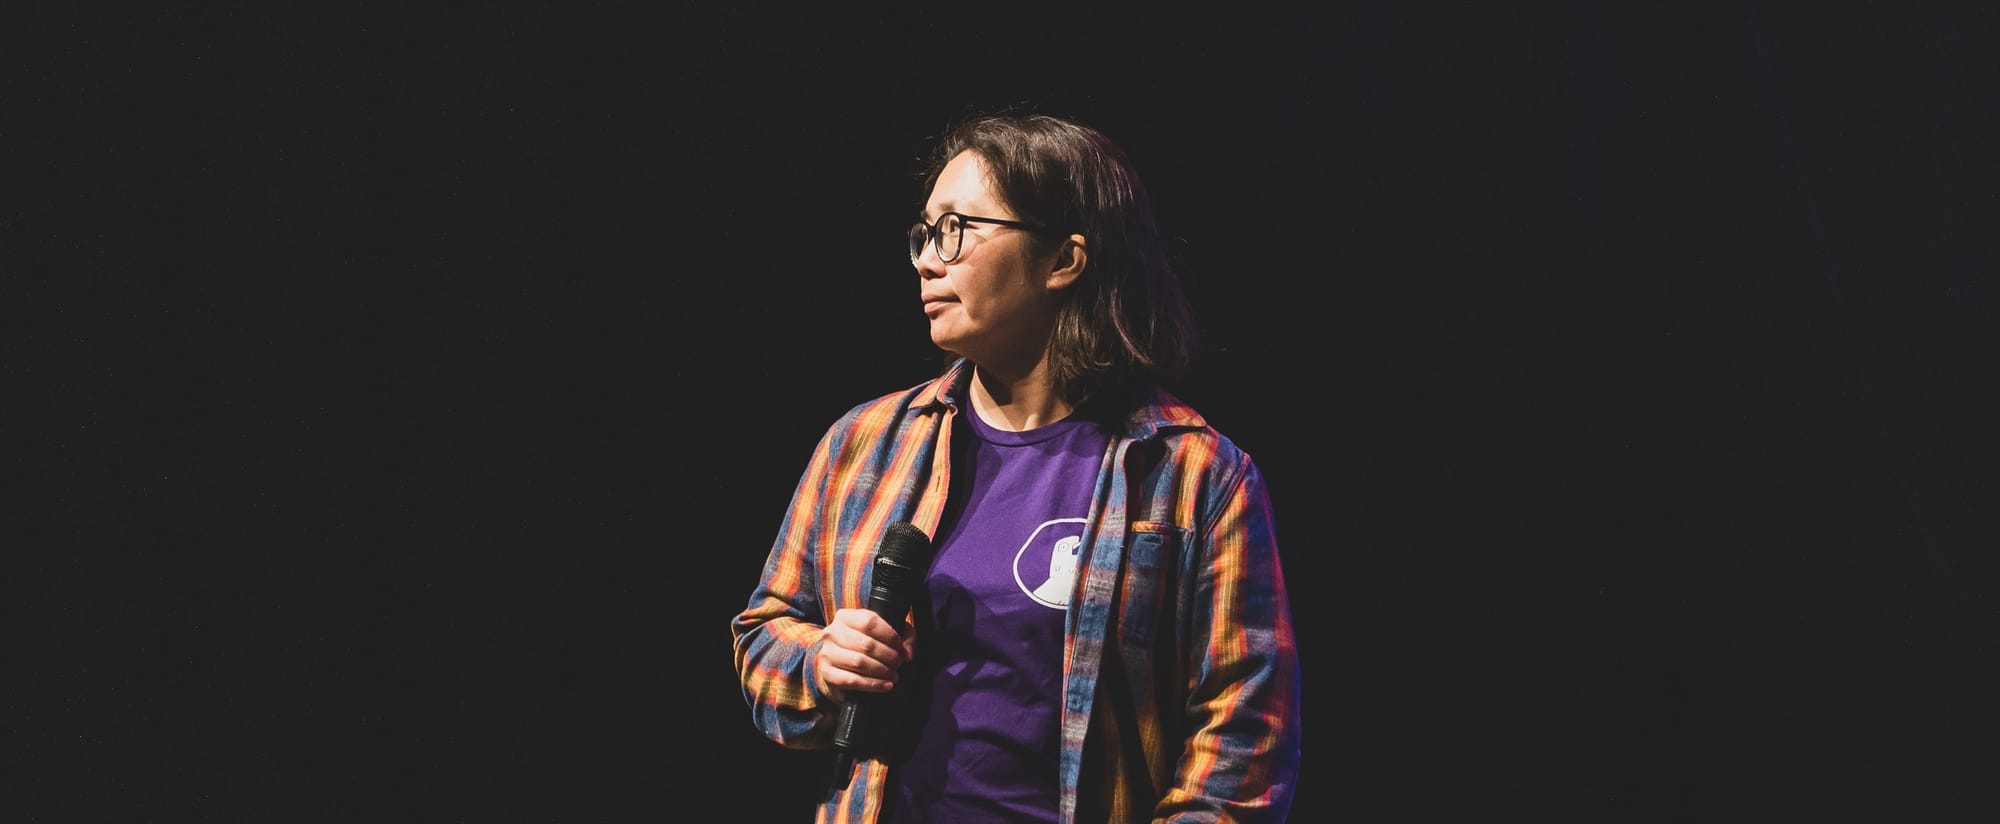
914, 151, 1064, 372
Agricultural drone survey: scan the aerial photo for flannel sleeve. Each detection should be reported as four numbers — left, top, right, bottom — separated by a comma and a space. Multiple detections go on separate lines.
1161, 458, 1303, 823
729, 424, 842, 750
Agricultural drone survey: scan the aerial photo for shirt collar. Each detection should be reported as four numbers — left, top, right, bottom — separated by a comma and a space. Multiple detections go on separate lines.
906, 357, 1205, 439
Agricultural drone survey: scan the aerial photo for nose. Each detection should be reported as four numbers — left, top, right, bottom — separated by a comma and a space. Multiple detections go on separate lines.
913, 242, 947, 279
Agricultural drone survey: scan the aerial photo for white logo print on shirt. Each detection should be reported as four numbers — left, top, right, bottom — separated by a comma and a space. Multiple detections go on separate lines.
1015, 518, 1087, 609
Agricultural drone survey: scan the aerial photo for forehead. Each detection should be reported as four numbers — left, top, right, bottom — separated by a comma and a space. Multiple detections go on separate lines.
925, 151, 1004, 215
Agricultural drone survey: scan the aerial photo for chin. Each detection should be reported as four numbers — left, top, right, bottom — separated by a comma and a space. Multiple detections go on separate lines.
928, 329, 964, 355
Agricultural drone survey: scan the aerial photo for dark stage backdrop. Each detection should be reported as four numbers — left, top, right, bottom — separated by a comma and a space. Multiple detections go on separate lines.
18, 3, 1994, 822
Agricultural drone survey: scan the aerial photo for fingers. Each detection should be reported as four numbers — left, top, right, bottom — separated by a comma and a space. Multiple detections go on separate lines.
817, 608, 912, 701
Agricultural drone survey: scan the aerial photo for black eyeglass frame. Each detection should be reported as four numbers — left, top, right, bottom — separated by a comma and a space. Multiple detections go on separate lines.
908, 211, 1048, 264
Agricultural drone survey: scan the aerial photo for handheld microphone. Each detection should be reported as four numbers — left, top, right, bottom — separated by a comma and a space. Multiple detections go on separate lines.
829, 522, 934, 779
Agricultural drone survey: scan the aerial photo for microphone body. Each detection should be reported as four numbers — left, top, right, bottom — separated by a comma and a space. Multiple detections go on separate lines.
830, 522, 933, 768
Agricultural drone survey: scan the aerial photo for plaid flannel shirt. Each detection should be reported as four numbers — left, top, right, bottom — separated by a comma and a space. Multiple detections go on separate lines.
731, 358, 1301, 823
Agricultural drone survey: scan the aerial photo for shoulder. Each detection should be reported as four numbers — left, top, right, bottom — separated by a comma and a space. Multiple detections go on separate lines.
1122, 386, 1229, 448
1117, 385, 1259, 475
1109, 388, 1277, 534
822, 365, 962, 443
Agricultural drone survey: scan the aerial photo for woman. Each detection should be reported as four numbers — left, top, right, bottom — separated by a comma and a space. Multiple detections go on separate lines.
731, 110, 1302, 823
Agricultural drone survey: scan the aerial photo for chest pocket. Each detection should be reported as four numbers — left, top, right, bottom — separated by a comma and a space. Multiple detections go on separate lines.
1116, 521, 1187, 648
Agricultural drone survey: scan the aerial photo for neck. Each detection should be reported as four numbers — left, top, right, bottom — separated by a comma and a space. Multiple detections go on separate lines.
968, 363, 1071, 432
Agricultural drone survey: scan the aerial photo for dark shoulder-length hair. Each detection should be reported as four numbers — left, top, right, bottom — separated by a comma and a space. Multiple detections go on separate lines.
919, 111, 1200, 408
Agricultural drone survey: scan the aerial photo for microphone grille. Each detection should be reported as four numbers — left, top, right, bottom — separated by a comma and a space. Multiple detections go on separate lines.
876, 521, 933, 568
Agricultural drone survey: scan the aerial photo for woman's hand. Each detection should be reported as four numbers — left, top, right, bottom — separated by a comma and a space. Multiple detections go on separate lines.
815, 607, 917, 703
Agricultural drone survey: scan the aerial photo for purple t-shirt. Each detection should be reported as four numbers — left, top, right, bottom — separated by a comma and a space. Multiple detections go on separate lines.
883, 404, 1108, 824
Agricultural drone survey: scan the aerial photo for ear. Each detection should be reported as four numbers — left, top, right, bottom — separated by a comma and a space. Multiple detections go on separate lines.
1044, 234, 1088, 291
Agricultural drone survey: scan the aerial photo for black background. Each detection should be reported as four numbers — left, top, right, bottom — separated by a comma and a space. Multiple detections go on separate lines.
17, 2, 1996, 822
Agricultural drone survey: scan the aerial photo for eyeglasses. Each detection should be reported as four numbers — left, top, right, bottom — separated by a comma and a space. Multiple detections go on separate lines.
908, 211, 1044, 264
